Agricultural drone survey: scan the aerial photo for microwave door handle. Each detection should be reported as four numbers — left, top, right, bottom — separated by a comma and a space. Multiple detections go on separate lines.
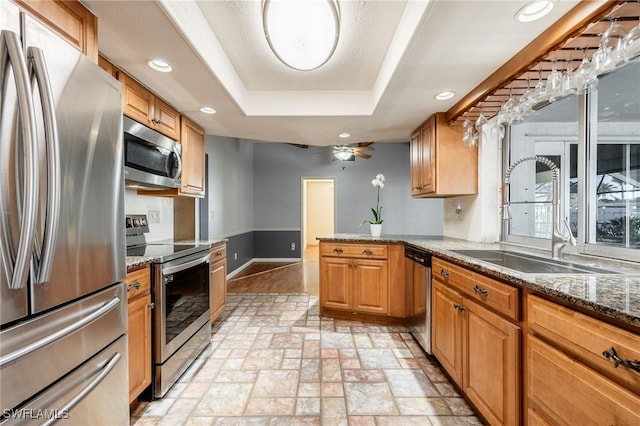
28, 47, 60, 284
173, 146, 182, 186
0, 30, 39, 290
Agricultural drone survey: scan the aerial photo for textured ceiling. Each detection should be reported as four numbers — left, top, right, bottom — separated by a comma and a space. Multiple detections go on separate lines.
86, 0, 581, 146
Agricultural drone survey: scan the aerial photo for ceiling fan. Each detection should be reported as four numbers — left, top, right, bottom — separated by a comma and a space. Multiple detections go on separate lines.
332, 142, 374, 161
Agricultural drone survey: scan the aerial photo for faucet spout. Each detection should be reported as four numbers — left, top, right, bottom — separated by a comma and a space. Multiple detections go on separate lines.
503, 155, 574, 259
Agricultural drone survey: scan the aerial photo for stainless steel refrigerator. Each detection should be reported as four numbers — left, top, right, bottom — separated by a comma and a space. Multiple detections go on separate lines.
1, 2, 128, 424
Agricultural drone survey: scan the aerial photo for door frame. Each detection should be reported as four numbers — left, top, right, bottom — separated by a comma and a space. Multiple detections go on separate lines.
301, 177, 336, 252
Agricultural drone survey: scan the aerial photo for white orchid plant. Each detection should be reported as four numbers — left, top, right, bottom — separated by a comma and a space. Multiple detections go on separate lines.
360, 174, 385, 225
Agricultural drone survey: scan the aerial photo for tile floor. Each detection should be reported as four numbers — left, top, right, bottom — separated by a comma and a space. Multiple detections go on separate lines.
130, 291, 483, 425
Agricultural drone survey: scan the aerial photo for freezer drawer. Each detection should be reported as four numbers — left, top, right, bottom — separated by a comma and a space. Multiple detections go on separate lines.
1, 335, 129, 425
0, 283, 127, 412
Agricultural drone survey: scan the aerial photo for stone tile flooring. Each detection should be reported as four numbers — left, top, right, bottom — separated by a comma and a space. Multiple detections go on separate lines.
130, 293, 483, 425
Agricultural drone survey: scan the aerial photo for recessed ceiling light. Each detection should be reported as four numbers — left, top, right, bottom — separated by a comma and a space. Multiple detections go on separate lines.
200, 106, 217, 114
515, 0, 554, 23
434, 91, 455, 101
338, 132, 350, 138
146, 58, 173, 73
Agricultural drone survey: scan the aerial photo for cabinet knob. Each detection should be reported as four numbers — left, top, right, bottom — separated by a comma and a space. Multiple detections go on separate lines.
473, 285, 488, 297
362, 249, 373, 255
440, 269, 449, 278
148, 302, 155, 309
333, 248, 343, 254
414, 186, 422, 191
602, 347, 640, 373
127, 281, 141, 291
216, 251, 222, 256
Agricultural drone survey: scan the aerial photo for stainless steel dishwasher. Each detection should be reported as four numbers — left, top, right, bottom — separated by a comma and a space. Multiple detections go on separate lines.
405, 245, 432, 354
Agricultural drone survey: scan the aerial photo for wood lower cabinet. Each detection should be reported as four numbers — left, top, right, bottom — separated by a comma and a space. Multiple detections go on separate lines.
126, 267, 152, 404
410, 112, 477, 197
432, 258, 521, 425
526, 294, 640, 425
210, 244, 227, 323
320, 242, 397, 320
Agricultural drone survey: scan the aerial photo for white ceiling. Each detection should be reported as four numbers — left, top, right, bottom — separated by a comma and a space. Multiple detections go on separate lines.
85, 0, 580, 146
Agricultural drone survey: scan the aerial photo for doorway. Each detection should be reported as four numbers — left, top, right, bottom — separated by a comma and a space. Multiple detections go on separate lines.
302, 178, 335, 260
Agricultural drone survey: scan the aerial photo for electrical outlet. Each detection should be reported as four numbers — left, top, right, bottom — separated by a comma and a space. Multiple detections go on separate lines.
148, 210, 160, 223
290, 242, 296, 251
234, 253, 238, 260
455, 204, 464, 221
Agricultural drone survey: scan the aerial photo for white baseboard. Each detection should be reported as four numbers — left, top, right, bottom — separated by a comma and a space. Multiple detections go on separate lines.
226, 257, 302, 279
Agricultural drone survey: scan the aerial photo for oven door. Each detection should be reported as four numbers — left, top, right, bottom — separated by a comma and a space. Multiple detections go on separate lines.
153, 251, 210, 364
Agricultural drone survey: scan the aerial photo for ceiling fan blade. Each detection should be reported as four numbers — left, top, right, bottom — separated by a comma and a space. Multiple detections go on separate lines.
357, 141, 375, 148
353, 152, 372, 159
352, 146, 374, 152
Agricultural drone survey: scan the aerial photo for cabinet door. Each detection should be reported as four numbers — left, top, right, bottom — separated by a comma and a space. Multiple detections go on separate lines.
419, 117, 435, 193
210, 260, 227, 323
120, 74, 154, 126
320, 257, 352, 311
432, 279, 464, 385
464, 297, 521, 426
180, 116, 206, 197
352, 259, 388, 315
527, 335, 640, 426
155, 97, 180, 140
128, 294, 152, 404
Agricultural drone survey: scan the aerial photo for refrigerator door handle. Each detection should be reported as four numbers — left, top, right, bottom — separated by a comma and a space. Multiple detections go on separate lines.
40, 352, 123, 426
0, 296, 121, 367
27, 46, 60, 285
0, 30, 39, 290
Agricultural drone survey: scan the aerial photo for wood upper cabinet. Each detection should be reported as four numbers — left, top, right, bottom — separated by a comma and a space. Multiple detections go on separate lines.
410, 113, 477, 197
320, 242, 389, 317
526, 294, 640, 425
98, 55, 117, 77
119, 72, 180, 140
179, 116, 206, 197
126, 267, 152, 404
210, 244, 227, 324
432, 258, 521, 426
14, 0, 98, 62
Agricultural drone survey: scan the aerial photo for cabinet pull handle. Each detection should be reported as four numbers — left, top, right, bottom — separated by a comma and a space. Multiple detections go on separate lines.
333, 248, 343, 254
148, 302, 155, 309
127, 281, 141, 291
453, 303, 465, 312
362, 249, 373, 255
440, 269, 449, 278
473, 285, 488, 297
602, 347, 640, 373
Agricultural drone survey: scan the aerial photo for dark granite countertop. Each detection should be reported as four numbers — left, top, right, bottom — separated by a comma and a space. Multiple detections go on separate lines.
317, 234, 640, 330
126, 239, 228, 272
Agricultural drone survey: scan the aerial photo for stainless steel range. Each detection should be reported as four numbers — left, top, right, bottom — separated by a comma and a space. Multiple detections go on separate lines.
126, 215, 211, 398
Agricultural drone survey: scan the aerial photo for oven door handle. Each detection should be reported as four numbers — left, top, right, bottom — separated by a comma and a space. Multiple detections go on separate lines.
162, 254, 211, 276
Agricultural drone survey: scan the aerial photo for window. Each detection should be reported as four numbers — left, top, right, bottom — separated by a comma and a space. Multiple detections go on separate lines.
505, 59, 639, 261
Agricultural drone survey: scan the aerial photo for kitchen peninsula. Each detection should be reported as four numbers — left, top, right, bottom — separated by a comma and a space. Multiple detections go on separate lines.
318, 234, 640, 425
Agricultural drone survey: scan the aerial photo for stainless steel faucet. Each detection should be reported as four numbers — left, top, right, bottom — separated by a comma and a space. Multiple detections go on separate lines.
503, 155, 576, 259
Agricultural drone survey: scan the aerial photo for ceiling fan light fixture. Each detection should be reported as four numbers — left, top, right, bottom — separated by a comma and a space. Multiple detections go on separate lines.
263, 0, 340, 71
515, 0, 554, 23
146, 58, 173, 73
334, 148, 353, 161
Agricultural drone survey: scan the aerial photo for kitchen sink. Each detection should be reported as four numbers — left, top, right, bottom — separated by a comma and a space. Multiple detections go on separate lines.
450, 250, 619, 275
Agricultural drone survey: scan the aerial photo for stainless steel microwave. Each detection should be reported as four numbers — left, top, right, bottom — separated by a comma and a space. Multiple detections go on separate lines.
123, 116, 182, 189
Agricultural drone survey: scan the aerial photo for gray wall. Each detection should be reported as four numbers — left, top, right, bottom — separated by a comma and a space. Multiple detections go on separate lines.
206, 138, 444, 273
252, 142, 443, 234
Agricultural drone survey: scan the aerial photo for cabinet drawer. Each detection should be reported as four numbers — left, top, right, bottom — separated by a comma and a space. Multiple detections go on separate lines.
528, 294, 640, 393
321, 243, 388, 259
466, 272, 519, 321
432, 258, 472, 290
211, 245, 227, 262
126, 267, 150, 301
527, 335, 640, 425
